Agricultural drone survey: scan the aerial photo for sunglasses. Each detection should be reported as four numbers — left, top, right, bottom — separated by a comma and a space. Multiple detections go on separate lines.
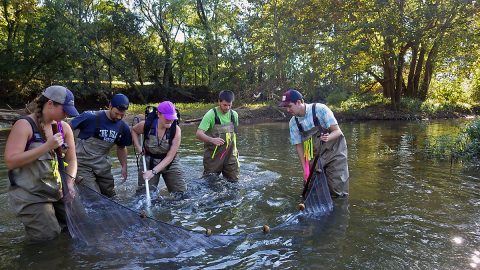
115, 104, 129, 111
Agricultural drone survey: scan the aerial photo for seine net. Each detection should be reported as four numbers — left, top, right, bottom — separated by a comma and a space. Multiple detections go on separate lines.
302, 166, 334, 216
64, 184, 241, 255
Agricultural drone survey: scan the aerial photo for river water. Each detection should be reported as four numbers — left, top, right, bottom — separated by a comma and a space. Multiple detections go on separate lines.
0, 120, 479, 269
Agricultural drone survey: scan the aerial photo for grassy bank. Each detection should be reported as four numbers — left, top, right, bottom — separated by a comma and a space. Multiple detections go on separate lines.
125, 92, 480, 125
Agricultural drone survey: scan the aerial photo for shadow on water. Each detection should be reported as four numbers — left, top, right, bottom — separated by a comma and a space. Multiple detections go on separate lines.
1, 120, 480, 269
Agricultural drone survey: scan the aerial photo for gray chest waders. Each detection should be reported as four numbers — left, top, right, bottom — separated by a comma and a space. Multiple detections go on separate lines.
76, 136, 116, 196
8, 117, 65, 241
296, 104, 349, 197
139, 132, 185, 192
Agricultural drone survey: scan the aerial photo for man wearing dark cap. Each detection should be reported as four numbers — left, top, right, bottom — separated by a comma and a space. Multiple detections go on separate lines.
279, 89, 349, 197
70, 94, 133, 197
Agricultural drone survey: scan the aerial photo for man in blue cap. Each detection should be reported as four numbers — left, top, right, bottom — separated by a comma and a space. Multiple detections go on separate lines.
70, 94, 133, 197
279, 89, 349, 197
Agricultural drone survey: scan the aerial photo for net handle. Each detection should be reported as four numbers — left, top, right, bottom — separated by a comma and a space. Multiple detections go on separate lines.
52, 122, 70, 201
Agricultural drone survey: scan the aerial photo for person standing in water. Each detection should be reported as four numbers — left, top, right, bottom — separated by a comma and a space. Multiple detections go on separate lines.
70, 94, 132, 197
279, 89, 349, 197
131, 101, 186, 195
196, 90, 240, 181
5, 85, 79, 241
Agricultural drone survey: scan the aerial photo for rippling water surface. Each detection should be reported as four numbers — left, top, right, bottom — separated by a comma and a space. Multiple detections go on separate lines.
0, 120, 479, 269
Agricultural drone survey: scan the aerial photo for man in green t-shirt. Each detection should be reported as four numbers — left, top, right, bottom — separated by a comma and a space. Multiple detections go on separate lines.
196, 90, 239, 181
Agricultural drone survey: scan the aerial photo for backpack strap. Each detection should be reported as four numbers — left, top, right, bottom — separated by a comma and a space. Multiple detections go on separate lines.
167, 121, 177, 145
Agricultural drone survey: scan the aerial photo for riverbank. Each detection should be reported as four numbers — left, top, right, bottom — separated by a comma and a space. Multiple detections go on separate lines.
1, 103, 478, 126
171, 104, 480, 125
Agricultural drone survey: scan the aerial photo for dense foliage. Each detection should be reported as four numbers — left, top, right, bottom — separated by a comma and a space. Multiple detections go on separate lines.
424, 118, 480, 161
0, 0, 479, 108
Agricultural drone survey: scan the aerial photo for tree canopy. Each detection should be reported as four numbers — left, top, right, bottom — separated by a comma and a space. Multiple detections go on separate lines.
0, 0, 479, 108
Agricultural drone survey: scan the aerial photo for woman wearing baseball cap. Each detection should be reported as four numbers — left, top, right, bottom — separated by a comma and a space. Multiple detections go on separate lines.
4, 85, 78, 242
131, 101, 186, 197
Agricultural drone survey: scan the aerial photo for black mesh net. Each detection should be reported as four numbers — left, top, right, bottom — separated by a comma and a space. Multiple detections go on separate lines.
64, 184, 241, 255
302, 168, 334, 217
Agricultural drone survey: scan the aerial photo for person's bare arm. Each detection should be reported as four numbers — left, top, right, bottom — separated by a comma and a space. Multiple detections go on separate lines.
5, 119, 63, 170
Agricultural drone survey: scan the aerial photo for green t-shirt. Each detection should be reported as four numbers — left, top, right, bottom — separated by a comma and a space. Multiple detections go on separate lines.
198, 107, 239, 132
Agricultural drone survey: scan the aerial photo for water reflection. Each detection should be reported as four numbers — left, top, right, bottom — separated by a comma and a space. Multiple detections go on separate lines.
0, 120, 479, 269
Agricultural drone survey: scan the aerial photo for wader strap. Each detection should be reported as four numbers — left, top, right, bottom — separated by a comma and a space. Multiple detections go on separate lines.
213, 107, 238, 133
8, 170, 16, 186
93, 111, 102, 140
22, 116, 44, 150
295, 103, 321, 133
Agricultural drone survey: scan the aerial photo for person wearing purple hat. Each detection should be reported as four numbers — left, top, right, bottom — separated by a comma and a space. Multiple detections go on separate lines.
4, 85, 78, 241
70, 93, 132, 197
279, 89, 349, 197
196, 90, 239, 181
131, 101, 186, 195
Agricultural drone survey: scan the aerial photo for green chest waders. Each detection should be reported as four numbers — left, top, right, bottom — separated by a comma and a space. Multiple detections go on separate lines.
203, 119, 239, 181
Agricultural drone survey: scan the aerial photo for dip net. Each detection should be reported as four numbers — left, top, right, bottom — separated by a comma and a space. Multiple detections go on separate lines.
64, 184, 240, 255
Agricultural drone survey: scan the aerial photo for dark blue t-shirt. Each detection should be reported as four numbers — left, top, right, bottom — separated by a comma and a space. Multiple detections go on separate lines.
70, 111, 132, 147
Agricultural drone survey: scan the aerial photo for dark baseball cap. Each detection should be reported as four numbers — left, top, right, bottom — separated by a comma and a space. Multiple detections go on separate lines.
278, 89, 303, 107
110, 94, 129, 111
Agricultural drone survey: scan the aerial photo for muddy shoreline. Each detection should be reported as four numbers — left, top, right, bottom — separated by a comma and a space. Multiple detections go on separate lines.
1, 105, 478, 126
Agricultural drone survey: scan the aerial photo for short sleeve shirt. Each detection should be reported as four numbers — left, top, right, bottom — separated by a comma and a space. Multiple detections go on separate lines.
198, 108, 239, 132
289, 103, 338, 145
70, 110, 132, 147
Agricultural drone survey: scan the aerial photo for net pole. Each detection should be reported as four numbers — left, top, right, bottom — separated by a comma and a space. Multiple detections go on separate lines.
140, 133, 151, 207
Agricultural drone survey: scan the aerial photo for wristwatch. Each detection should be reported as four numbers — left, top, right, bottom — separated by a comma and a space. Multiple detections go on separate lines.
151, 169, 158, 175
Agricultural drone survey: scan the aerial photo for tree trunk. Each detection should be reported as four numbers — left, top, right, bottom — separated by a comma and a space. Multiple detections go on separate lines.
406, 44, 418, 97
394, 51, 405, 110
413, 46, 425, 98
196, 0, 216, 86
419, 41, 439, 101
163, 50, 174, 88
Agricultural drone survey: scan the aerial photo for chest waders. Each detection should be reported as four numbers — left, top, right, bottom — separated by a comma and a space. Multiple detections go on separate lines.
203, 108, 239, 181
295, 104, 349, 197
76, 111, 120, 197
8, 117, 67, 241
139, 121, 185, 192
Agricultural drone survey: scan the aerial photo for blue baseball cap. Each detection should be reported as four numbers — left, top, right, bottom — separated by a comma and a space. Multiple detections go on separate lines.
278, 89, 303, 107
110, 94, 129, 111
42, 85, 79, 117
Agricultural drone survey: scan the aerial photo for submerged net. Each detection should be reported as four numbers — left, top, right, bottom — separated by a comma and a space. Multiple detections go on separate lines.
302, 167, 334, 217
64, 184, 240, 255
